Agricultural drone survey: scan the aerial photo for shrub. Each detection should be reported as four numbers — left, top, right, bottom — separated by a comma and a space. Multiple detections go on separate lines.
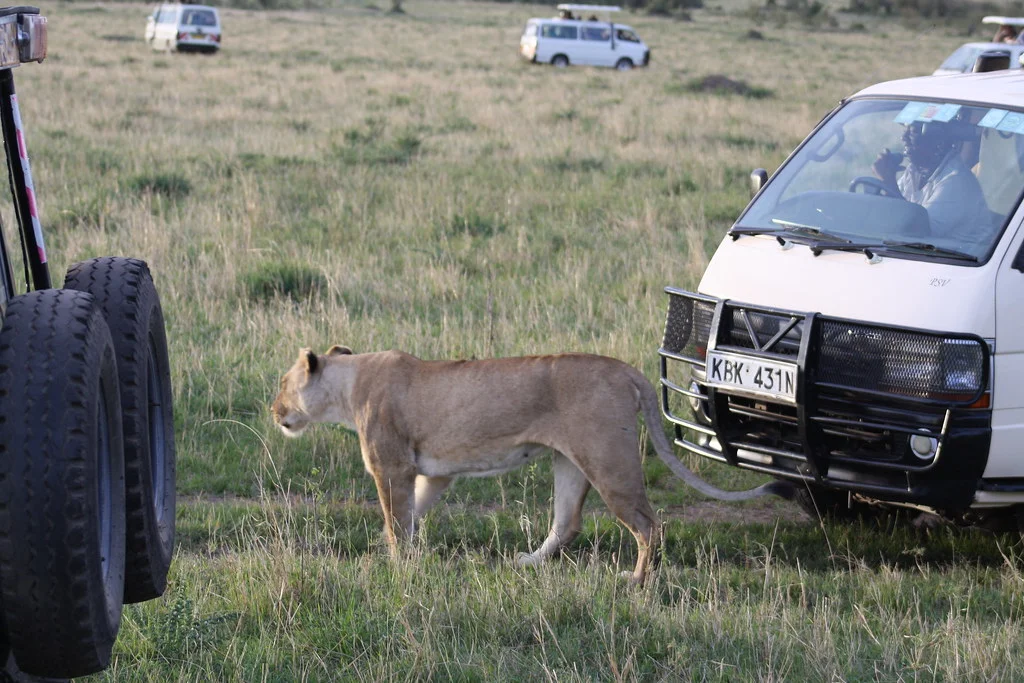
239, 262, 328, 302
126, 172, 192, 200
444, 211, 506, 238
674, 75, 774, 99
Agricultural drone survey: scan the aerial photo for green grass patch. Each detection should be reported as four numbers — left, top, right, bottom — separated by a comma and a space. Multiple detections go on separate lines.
125, 172, 192, 200
239, 262, 329, 303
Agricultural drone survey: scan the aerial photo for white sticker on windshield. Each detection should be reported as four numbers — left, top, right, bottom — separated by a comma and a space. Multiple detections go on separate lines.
997, 111, 1024, 133
931, 104, 961, 122
894, 102, 929, 124
916, 104, 945, 122
979, 109, 1009, 128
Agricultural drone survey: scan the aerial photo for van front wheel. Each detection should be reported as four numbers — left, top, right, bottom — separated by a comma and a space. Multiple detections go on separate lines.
552, 54, 569, 68
615, 58, 634, 71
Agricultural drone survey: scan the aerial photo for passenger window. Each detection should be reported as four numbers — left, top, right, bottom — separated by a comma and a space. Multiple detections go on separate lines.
581, 27, 610, 41
975, 129, 1024, 217
541, 24, 578, 39
616, 29, 640, 43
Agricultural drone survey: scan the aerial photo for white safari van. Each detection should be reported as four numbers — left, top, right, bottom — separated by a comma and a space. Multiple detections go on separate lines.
145, 3, 221, 54
520, 4, 650, 70
658, 70, 1024, 527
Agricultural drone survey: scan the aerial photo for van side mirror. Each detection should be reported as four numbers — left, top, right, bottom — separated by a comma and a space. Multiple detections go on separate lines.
750, 168, 768, 196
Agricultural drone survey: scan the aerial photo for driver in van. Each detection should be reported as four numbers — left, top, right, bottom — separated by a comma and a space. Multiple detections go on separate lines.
871, 120, 990, 241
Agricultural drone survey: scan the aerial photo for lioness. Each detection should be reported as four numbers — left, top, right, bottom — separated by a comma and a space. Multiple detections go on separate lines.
272, 346, 792, 581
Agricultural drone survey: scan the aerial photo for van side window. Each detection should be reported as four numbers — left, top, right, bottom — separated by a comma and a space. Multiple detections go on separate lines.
616, 28, 640, 43
541, 24, 578, 40
581, 27, 610, 41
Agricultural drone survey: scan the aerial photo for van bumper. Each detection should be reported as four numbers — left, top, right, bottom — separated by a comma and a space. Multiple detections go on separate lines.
658, 288, 992, 513
643, 50, 650, 66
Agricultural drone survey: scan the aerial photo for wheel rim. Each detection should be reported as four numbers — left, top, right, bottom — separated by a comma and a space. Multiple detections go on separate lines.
97, 387, 113, 580
147, 335, 167, 525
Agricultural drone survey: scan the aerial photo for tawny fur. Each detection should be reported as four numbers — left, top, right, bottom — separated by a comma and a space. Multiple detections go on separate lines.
272, 346, 787, 581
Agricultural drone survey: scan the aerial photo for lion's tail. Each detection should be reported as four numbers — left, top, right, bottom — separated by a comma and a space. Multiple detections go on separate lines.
631, 367, 794, 502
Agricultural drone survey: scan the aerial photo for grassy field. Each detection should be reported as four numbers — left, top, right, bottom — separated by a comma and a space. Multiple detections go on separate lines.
6, 0, 1023, 679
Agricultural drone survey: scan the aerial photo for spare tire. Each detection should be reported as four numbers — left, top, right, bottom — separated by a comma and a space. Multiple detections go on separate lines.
0, 289, 125, 678
64, 257, 175, 604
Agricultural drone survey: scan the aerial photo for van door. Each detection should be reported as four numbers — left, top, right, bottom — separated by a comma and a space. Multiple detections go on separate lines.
614, 26, 645, 66
579, 24, 614, 67
539, 22, 578, 65
153, 5, 179, 50
145, 6, 157, 43
989, 138, 1024, 477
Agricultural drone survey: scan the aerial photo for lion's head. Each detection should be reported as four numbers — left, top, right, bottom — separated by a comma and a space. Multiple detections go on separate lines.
272, 345, 353, 437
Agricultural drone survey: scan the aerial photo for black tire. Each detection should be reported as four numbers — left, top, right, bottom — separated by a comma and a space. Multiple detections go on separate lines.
64, 257, 176, 604
552, 54, 569, 68
615, 58, 633, 71
0, 289, 125, 678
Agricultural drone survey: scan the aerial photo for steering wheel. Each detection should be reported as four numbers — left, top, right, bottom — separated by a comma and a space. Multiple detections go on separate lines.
849, 176, 900, 198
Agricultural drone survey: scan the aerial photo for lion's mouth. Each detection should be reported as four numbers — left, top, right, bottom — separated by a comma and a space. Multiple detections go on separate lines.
278, 418, 308, 438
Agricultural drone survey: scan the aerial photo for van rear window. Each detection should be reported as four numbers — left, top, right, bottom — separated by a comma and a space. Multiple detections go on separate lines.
541, 24, 578, 40
182, 9, 217, 27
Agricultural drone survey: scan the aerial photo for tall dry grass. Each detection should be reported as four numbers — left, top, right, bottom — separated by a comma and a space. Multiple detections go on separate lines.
3, 2, 1013, 679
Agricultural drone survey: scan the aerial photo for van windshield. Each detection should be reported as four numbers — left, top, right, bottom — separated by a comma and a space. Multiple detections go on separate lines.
738, 98, 1024, 263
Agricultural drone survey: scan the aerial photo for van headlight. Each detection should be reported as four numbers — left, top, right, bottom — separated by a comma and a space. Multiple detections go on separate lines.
818, 322, 987, 404
662, 294, 715, 361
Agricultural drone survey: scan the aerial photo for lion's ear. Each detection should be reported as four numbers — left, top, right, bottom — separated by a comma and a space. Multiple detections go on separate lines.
327, 345, 353, 356
301, 348, 319, 375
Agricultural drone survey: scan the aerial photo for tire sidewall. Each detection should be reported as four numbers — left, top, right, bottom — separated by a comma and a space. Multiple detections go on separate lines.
0, 289, 126, 678
63, 258, 176, 603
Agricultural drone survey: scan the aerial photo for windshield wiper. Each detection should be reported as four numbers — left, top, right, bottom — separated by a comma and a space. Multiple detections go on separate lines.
732, 224, 981, 263
731, 220, 853, 246
880, 241, 978, 262
729, 225, 787, 239
771, 219, 865, 248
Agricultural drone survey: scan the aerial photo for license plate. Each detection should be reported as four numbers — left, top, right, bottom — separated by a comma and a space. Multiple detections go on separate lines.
706, 351, 797, 403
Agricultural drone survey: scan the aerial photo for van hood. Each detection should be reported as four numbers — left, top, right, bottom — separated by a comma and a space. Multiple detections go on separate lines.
698, 235, 996, 336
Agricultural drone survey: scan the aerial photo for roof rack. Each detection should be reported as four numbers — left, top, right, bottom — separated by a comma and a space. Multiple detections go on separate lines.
556, 4, 622, 12
983, 15, 1024, 26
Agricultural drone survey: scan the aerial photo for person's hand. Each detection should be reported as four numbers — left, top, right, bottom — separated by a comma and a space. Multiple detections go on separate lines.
871, 147, 904, 185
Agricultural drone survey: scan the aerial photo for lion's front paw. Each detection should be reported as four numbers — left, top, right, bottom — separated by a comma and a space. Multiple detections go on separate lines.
619, 569, 647, 584
516, 551, 542, 567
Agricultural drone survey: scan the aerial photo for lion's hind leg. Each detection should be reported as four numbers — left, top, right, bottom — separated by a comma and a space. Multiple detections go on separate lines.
517, 452, 591, 568
594, 486, 660, 583
581, 433, 661, 583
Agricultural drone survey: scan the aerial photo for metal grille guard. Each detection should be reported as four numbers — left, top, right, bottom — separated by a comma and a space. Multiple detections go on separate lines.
658, 287, 990, 497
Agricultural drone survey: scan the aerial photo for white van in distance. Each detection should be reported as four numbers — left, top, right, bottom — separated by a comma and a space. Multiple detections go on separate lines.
145, 3, 222, 54
520, 4, 650, 70
658, 71, 1024, 529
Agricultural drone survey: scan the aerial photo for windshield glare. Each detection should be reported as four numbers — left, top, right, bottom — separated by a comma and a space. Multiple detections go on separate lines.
741, 98, 1024, 262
